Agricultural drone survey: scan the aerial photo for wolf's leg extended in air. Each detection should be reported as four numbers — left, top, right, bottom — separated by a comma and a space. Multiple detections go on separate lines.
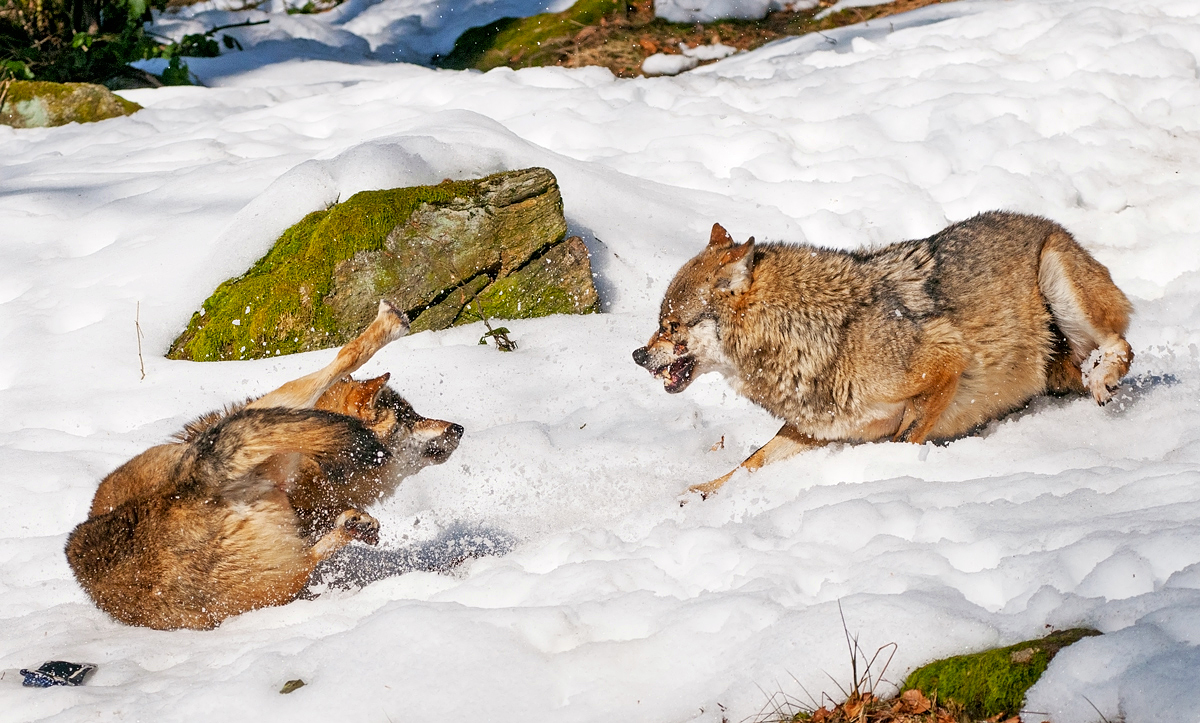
248, 301, 409, 411
687, 423, 825, 500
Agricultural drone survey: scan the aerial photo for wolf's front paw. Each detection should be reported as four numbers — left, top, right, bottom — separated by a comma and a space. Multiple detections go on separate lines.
336, 510, 380, 546
1082, 343, 1131, 405
375, 300, 410, 343
682, 480, 721, 502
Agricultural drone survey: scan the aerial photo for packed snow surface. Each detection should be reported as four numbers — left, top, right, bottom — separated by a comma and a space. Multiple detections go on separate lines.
653, 0, 798, 23
642, 51, 700, 75
3, 0, 1200, 721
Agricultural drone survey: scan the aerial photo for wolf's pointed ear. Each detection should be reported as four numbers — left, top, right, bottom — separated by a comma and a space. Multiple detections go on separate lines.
709, 223, 734, 249
717, 238, 755, 294
354, 373, 391, 409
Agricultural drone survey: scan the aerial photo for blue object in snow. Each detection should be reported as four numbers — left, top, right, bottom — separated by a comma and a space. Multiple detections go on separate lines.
20, 661, 96, 687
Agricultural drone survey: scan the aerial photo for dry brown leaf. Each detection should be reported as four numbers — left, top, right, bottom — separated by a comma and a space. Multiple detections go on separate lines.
843, 693, 875, 720
900, 689, 932, 715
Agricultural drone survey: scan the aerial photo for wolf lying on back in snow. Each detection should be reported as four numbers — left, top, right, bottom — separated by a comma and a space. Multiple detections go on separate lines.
633, 211, 1133, 498
67, 301, 463, 630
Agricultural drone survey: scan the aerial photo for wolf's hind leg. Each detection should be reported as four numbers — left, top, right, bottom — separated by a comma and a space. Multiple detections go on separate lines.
1038, 231, 1133, 404
249, 300, 409, 411
687, 424, 824, 500
231, 509, 381, 618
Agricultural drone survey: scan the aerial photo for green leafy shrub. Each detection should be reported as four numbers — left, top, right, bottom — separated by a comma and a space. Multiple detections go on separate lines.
159, 55, 190, 85
0, 0, 165, 83
172, 32, 219, 58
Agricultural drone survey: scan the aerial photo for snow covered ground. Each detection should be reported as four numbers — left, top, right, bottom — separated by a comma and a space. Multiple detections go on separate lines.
3, 0, 1200, 720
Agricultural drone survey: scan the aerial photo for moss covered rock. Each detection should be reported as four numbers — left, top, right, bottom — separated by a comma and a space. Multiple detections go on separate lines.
437, 0, 625, 71
0, 80, 141, 128
901, 628, 1100, 720
434, 0, 955, 78
168, 167, 599, 361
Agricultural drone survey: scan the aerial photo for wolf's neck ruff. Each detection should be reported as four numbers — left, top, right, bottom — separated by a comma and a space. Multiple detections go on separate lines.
719, 244, 871, 424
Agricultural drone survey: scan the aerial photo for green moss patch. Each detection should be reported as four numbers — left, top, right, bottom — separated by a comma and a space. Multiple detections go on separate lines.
901, 628, 1100, 720
169, 179, 475, 361
0, 80, 141, 128
437, 0, 625, 71
169, 168, 599, 362
470, 236, 596, 321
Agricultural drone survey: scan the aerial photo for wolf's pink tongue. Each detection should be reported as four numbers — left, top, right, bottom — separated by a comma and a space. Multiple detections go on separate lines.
664, 357, 695, 393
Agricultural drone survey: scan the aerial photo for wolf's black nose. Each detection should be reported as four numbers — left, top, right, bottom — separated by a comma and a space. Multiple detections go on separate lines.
447, 423, 464, 440
632, 347, 650, 367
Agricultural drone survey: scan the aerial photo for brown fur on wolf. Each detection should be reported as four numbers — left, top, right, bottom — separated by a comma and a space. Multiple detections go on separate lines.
633, 212, 1133, 498
67, 302, 464, 630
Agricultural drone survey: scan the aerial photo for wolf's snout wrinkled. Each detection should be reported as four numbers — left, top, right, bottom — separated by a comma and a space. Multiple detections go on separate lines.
632, 347, 651, 368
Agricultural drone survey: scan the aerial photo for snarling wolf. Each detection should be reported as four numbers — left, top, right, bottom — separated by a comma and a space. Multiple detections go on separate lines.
634, 212, 1133, 498
67, 302, 463, 630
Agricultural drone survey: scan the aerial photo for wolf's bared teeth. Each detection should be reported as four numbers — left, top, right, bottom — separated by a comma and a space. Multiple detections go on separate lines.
662, 356, 696, 394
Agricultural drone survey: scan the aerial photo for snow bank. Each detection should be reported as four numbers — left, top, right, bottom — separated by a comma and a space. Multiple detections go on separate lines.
642, 52, 700, 76
815, 0, 893, 20
642, 43, 739, 77
2, 0, 1200, 721
655, 0, 772, 23
654, 0, 820, 24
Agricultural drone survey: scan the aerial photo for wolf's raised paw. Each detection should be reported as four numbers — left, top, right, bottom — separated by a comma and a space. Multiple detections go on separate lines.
1082, 346, 1130, 406
336, 510, 380, 546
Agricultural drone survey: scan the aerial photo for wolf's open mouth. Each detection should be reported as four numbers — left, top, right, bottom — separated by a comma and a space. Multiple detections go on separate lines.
654, 356, 695, 394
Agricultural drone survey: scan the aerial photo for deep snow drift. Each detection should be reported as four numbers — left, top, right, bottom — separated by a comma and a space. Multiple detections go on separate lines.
2, 0, 1200, 721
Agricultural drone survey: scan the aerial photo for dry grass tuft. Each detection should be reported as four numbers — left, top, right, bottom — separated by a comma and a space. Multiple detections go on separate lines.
749, 604, 1024, 723
777, 688, 1020, 723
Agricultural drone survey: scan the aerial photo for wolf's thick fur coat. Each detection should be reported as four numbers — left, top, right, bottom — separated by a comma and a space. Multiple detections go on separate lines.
66, 302, 463, 629
634, 212, 1133, 497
